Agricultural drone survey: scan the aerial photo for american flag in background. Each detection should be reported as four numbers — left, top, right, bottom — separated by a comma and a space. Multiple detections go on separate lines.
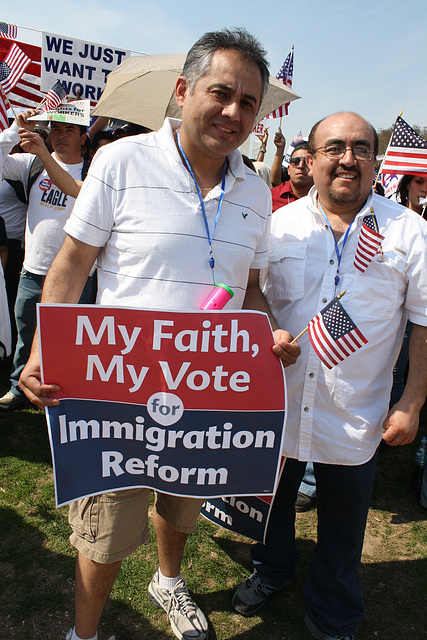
42, 80, 68, 111
0, 39, 43, 109
265, 48, 293, 119
0, 22, 17, 39
0, 85, 8, 131
354, 213, 384, 273
0, 43, 31, 93
308, 297, 368, 369
381, 116, 427, 177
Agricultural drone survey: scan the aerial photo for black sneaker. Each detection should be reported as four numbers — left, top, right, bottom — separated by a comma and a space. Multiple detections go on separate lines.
232, 571, 288, 617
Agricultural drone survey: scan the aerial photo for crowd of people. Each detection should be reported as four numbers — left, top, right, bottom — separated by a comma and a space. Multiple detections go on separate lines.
0, 27, 426, 640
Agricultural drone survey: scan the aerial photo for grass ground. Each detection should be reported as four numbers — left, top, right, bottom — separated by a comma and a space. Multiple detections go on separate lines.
1, 364, 426, 640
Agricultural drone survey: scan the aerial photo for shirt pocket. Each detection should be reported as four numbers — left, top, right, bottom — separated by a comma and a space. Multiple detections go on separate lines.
341, 253, 405, 321
268, 241, 308, 301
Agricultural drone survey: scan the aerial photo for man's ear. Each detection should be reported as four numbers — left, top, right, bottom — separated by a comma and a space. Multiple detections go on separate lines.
306, 152, 314, 176
175, 76, 190, 107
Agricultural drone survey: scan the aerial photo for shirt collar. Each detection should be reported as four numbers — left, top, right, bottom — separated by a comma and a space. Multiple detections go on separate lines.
160, 117, 246, 187
307, 186, 375, 223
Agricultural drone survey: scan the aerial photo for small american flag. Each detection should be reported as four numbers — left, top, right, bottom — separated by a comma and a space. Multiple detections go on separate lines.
0, 22, 17, 39
42, 80, 68, 112
354, 212, 384, 273
0, 43, 31, 94
265, 48, 293, 119
308, 297, 368, 369
381, 116, 427, 177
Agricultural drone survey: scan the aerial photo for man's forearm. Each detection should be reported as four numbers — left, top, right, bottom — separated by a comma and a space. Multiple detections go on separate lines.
401, 323, 427, 409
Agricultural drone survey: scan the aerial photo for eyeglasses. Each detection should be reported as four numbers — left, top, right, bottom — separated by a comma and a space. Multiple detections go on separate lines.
289, 156, 308, 167
314, 145, 374, 161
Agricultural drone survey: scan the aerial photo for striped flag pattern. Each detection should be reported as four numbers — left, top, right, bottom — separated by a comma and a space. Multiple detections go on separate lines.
0, 22, 17, 39
265, 49, 293, 119
42, 80, 68, 111
354, 214, 384, 273
381, 116, 427, 177
0, 89, 8, 130
308, 297, 368, 369
0, 39, 43, 108
0, 43, 31, 93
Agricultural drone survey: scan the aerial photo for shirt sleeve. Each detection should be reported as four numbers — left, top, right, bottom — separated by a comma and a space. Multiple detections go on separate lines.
405, 216, 427, 326
64, 145, 117, 248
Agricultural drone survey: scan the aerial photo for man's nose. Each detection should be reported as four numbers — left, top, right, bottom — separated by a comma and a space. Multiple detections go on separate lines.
222, 100, 240, 120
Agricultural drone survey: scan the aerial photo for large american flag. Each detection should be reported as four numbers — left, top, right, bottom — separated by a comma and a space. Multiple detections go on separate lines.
0, 43, 31, 94
265, 48, 293, 119
354, 211, 384, 273
0, 39, 43, 108
308, 297, 368, 369
42, 80, 68, 111
0, 22, 17, 39
381, 116, 427, 177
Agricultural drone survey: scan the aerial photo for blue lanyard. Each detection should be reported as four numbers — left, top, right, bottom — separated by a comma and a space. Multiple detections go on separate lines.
176, 129, 226, 284
318, 200, 354, 294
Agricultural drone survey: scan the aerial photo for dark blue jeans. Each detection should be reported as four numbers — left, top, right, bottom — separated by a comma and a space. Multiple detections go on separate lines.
251, 452, 378, 637
9, 269, 97, 398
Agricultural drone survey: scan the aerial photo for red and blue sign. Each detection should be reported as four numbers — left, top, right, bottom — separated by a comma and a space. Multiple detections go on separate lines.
38, 305, 286, 507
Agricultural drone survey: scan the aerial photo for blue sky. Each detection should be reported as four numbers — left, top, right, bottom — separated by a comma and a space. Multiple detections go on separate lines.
3, 0, 426, 150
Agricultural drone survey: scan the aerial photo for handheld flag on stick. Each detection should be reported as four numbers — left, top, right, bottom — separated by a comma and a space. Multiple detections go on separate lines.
0, 43, 30, 93
41, 80, 68, 112
0, 23, 17, 39
290, 291, 368, 369
308, 294, 367, 369
381, 116, 427, 177
354, 207, 384, 273
265, 46, 294, 119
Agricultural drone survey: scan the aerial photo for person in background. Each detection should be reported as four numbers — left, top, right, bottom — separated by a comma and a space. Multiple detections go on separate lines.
270, 134, 313, 211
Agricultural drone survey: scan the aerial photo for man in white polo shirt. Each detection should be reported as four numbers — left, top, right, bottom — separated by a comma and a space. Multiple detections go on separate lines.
19, 28, 299, 640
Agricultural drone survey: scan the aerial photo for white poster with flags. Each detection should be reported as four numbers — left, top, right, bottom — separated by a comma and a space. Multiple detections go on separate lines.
42, 32, 130, 104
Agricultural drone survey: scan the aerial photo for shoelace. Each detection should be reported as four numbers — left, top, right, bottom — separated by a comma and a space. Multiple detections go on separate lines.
167, 579, 197, 618
251, 574, 276, 596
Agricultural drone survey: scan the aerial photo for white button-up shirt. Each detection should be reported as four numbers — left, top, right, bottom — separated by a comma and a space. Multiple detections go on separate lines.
263, 187, 427, 465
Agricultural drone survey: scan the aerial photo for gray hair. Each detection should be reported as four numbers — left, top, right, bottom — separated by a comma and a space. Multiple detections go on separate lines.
182, 28, 269, 101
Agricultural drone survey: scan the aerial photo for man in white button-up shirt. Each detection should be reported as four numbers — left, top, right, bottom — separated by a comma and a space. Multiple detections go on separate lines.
233, 112, 427, 640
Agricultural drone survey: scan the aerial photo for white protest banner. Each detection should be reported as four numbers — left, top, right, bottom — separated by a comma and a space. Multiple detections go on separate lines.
42, 32, 130, 103
29, 100, 91, 125
37, 305, 286, 507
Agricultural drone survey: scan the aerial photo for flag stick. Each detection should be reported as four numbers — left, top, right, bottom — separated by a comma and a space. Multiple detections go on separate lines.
0, 84, 17, 119
290, 291, 346, 344
374, 110, 403, 188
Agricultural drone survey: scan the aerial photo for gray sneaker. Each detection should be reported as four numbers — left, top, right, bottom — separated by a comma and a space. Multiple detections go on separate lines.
305, 613, 355, 640
0, 390, 28, 411
232, 570, 288, 617
148, 570, 208, 640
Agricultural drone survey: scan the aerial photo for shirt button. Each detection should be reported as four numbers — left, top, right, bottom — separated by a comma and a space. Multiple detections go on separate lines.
308, 372, 314, 378
303, 406, 309, 412
322, 297, 327, 303
329, 259, 334, 265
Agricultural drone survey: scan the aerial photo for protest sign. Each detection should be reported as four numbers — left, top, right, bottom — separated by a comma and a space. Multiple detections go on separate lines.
201, 457, 286, 543
29, 100, 91, 125
38, 305, 286, 507
41, 32, 130, 103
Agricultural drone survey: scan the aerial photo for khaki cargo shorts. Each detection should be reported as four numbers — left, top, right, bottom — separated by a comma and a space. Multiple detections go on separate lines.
69, 488, 205, 564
